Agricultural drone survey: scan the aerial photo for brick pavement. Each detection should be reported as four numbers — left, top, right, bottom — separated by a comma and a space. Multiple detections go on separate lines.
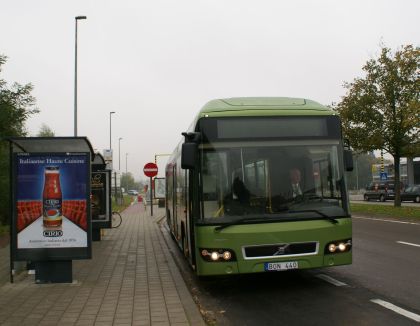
0, 243, 11, 285
0, 203, 205, 326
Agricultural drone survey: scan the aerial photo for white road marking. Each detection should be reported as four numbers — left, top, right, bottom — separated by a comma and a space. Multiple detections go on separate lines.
316, 274, 347, 287
353, 216, 420, 226
371, 299, 420, 322
396, 241, 420, 248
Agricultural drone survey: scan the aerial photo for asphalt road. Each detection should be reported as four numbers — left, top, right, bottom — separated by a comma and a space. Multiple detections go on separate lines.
161, 215, 420, 326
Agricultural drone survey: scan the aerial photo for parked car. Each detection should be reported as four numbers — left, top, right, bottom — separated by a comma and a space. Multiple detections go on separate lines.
363, 182, 396, 202
127, 189, 139, 196
401, 185, 420, 203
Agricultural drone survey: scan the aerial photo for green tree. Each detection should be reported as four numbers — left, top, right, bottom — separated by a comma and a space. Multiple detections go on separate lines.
121, 172, 136, 191
0, 54, 38, 224
346, 152, 376, 190
37, 123, 55, 137
336, 45, 420, 206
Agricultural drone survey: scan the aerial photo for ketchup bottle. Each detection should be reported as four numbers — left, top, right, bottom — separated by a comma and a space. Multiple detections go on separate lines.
43, 166, 63, 227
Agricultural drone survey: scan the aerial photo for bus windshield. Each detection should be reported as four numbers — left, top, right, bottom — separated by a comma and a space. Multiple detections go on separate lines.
199, 140, 348, 223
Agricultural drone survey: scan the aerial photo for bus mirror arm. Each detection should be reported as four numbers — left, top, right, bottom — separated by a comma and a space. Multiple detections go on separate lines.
181, 132, 201, 170
182, 132, 201, 143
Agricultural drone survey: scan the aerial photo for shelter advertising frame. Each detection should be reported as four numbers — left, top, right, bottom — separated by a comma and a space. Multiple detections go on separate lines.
154, 177, 166, 199
91, 170, 112, 229
11, 151, 92, 261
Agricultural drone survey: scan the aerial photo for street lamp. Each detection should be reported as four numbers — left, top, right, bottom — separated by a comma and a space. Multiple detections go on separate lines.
118, 137, 123, 171
109, 111, 115, 150
74, 15, 87, 136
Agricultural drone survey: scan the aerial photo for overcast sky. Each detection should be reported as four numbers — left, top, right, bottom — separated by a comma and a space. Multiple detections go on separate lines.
1, 0, 419, 180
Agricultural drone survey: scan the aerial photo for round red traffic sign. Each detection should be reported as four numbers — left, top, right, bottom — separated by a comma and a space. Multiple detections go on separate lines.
143, 162, 158, 177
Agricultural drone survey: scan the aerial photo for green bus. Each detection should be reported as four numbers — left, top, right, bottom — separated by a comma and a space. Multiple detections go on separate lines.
165, 97, 353, 276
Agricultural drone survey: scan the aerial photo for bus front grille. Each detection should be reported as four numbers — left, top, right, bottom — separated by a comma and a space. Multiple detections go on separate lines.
242, 242, 318, 260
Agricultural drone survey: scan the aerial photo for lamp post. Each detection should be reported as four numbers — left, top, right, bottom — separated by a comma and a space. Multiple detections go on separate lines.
118, 137, 123, 171
74, 15, 87, 136
355, 154, 359, 190
125, 153, 128, 174
109, 111, 115, 150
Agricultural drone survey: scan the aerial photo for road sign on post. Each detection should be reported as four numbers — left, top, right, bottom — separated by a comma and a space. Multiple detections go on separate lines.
143, 162, 158, 178
380, 172, 388, 181
143, 163, 158, 216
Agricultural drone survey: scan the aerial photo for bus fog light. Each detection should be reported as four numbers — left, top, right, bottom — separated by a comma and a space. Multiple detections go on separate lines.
211, 252, 219, 261
328, 244, 336, 252
223, 251, 232, 260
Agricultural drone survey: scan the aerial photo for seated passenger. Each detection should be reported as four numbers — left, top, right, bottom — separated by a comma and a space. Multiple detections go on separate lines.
288, 167, 303, 198
224, 177, 251, 215
232, 177, 250, 204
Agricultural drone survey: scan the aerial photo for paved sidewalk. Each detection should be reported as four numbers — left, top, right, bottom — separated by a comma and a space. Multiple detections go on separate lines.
0, 203, 205, 326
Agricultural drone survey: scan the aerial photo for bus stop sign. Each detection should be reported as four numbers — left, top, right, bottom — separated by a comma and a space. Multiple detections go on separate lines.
143, 162, 158, 178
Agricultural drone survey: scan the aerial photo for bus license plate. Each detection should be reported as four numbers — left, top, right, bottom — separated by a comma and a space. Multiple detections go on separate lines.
264, 261, 299, 271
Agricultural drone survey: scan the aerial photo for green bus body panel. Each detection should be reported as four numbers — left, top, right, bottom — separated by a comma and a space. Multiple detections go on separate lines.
194, 218, 352, 276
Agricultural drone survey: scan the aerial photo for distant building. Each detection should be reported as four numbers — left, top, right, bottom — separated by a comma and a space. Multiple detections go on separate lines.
371, 161, 420, 185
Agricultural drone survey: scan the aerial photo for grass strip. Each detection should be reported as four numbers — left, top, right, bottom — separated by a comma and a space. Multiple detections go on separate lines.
112, 195, 135, 212
351, 203, 420, 220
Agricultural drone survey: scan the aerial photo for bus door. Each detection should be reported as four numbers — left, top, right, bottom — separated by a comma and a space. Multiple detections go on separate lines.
172, 164, 178, 239
187, 169, 197, 267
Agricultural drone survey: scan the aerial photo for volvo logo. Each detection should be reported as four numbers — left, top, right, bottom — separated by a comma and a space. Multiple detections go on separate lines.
273, 244, 290, 256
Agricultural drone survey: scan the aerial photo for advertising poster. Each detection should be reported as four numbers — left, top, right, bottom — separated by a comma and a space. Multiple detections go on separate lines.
91, 171, 111, 228
154, 178, 166, 199
14, 153, 90, 254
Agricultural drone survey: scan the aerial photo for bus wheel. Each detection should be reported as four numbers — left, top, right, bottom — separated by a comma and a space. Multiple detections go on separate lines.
379, 194, 385, 202
364, 195, 369, 201
415, 196, 420, 203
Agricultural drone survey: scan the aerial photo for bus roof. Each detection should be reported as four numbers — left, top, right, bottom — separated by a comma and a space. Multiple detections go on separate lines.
185, 97, 336, 132
199, 97, 331, 115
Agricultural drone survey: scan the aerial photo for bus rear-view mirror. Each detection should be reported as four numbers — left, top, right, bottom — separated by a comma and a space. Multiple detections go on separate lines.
181, 142, 197, 169
344, 150, 354, 172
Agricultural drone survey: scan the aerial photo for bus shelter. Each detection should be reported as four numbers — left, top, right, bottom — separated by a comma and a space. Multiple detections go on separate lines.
91, 153, 112, 241
8, 137, 94, 283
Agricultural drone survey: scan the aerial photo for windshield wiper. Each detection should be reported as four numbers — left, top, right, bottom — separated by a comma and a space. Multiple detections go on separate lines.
288, 209, 338, 224
214, 216, 275, 232
214, 208, 338, 232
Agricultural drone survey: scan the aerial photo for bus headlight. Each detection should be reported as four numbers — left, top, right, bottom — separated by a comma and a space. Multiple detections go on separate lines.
211, 252, 219, 261
200, 248, 236, 262
325, 239, 352, 254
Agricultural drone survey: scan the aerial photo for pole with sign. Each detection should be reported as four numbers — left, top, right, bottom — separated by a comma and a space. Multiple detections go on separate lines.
143, 162, 158, 216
